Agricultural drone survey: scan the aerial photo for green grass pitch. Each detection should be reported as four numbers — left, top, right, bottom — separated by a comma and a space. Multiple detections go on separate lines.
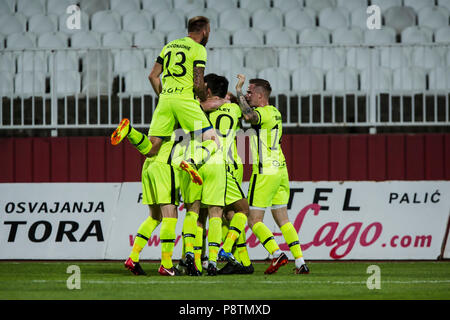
0, 261, 449, 300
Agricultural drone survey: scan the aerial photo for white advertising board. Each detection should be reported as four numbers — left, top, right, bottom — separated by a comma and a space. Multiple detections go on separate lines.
1, 182, 449, 260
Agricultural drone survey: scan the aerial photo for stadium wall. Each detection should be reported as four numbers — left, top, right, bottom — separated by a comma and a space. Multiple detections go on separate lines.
1, 133, 449, 183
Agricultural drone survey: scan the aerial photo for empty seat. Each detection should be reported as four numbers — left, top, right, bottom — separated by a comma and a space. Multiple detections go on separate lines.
258, 67, 291, 92
292, 66, 324, 92
142, 0, 171, 13
54, 70, 80, 96
273, 0, 302, 13
435, 26, 450, 42
17, 0, 44, 17
222, 67, 257, 87
91, 10, 121, 33
252, 8, 283, 31
110, 0, 140, 15
71, 31, 101, 48
14, 71, 46, 97
360, 67, 393, 91
0, 13, 26, 35
402, 26, 433, 43
384, 6, 416, 34
232, 28, 264, 46
145, 49, 163, 68
279, 48, 308, 71
346, 47, 372, 70
244, 48, 277, 72
429, 66, 450, 90
124, 69, 154, 95
371, 0, 402, 12
47, 0, 75, 15
123, 10, 152, 33
0, 0, 14, 13
219, 8, 250, 32
299, 27, 330, 44
418, 6, 450, 30
206, 0, 237, 11
380, 47, 411, 69
206, 29, 230, 46
58, 11, 89, 34
319, 7, 350, 30
350, 7, 370, 29
311, 47, 346, 70
411, 47, 444, 70
79, 0, 109, 16
0, 73, 13, 96
240, 0, 270, 12
114, 50, 145, 74
406, 0, 435, 12
81, 50, 113, 72
6, 32, 35, 49
325, 67, 359, 92
102, 31, 132, 48
17, 51, 47, 73
364, 27, 396, 44
29, 14, 58, 34
438, 0, 450, 11
207, 48, 243, 71
49, 51, 79, 72
154, 9, 185, 33
336, 0, 367, 12
332, 27, 363, 44
81, 69, 113, 96
393, 67, 427, 91
284, 7, 315, 31
166, 29, 186, 43
0, 53, 15, 74
305, 0, 335, 13
173, 0, 204, 11
134, 30, 165, 48
265, 28, 297, 46
37, 32, 67, 48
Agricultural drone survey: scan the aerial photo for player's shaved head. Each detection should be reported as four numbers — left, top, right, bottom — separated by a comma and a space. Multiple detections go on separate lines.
204, 73, 228, 98
249, 78, 272, 99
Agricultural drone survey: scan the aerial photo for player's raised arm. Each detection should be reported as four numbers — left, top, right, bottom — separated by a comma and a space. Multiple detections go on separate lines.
235, 74, 259, 125
193, 66, 207, 102
148, 60, 163, 96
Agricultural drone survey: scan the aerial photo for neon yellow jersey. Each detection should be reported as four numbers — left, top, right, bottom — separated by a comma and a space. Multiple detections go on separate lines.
250, 105, 286, 174
208, 103, 243, 167
156, 36, 207, 99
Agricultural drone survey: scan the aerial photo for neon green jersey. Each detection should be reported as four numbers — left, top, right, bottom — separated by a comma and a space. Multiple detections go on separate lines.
207, 102, 243, 167
156, 36, 207, 99
250, 105, 286, 174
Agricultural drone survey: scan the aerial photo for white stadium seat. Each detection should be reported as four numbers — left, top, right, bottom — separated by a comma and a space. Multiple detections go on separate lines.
49, 51, 79, 72
15, 71, 46, 97
142, 0, 171, 13
206, 0, 237, 11
279, 48, 307, 71
0, 13, 26, 35
393, 67, 427, 91
418, 6, 450, 30
350, 7, 370, 30
244, 48, 278, 72
17, 51, 47, 73
0, 53, 15, 74
273, 0, 302, 13
311, 47, 346, 70
207, 29, 230, 47
54, 70, 81, 96
17, 0, 44, 17
6, 32, 36, 49
336, 0, 367, 12
299, 27, 330, 44
81, 69, 113, 96
258, 67, 291, 93
113, 50, 145, 74
332, 27, 363, 44
364, 27, 396, 44
102, 31, 132, 48
371, 0, 402, 12
154, 9, 185, 33
0, 73, 13, 96
219, 8, 250, 32
58, 11, 90, 34
240, 0, 270, 12
404, 0, 435, 12
435, 27, 450, 43
47, 0, 75, 15
166, 29, 186, 43
122, 11, 152, 33
380, 47, 411, 69
79, 0, 109, 16
438, 0, 450, 11
173, 0, 204, 11
429, 66, 450, 90
232, 28, 264, 46
110, 0, 140, 15
319, 7, 350, 30
124, 69, 154, 95
346, 47, 371, 70
37, 32, 68, 48
265, 28, 297, 46
402, 26, 434, 43
411, 47, 444, 70
252, 8, 283, 32
292, 66, 324, 92
360, 67, 393, 91
325, 67, 359, 92
0, 0, 14, 13
384, 6, 416, 34
133, 30, 165, 48
28, 14, 58, 34
207, 48, 244, 71
71, 31, 101, 48
305, 0, 335, 13
284, 7, 316, 31
91, 10, 121, 33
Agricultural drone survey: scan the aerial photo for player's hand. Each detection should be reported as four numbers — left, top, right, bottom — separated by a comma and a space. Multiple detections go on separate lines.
236, 74, 246, 91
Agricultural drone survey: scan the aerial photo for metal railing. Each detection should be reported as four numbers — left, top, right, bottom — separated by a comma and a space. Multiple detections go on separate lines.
0, 43, 449, 134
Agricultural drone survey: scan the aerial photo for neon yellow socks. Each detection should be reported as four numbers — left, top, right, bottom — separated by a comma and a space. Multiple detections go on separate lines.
194, 225, 204, 272
222, 212, 247, 253
208, 217, 222, 264
280, 222, 303, 259
236, 228, 251, 267
183, 211, 199, 256
127, 126, 152, 156
252, 221, 280, 255
129, 216, 160, 262
160, 217, 177, 269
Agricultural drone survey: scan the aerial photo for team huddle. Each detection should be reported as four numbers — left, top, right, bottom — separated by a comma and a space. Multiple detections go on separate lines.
111, 16, 310, 276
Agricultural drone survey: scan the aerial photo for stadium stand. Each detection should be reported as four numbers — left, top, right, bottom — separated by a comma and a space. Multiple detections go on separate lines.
0, 0, 448, 134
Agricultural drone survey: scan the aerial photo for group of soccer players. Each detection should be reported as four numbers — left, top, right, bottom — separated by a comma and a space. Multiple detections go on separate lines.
111, 16, 310, 276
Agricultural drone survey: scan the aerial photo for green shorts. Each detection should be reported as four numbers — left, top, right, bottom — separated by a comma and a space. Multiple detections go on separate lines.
180, 163, 244, 207
141, 159, 179, 205
247, 166, 290, 208
149, 96, 213, 137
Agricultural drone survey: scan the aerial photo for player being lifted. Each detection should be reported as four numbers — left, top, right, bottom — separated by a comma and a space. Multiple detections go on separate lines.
235, 74, 310, 275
